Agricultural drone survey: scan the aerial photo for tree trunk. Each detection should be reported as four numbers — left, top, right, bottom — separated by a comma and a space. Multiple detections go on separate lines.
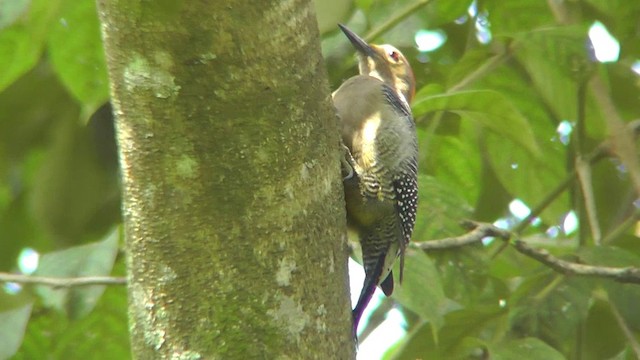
97, 0, 354, 358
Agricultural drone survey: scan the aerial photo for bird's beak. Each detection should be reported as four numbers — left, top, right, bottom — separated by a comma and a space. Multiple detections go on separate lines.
338, 24, 375, 57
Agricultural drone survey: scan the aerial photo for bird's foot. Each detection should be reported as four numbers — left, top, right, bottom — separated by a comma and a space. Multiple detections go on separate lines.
341, 144, 356, 180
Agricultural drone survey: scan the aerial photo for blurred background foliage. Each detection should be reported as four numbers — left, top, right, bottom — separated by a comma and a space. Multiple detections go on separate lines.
0, 0, 639, 358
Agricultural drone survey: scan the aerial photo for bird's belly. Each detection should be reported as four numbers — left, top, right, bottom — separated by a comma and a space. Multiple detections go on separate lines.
344, 177, 394, 229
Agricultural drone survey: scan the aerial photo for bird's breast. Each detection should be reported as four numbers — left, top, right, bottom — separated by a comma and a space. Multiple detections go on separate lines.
358, 113, 382, 169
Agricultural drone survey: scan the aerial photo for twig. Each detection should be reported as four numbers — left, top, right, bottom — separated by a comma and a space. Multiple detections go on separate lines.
512, 241, 640, 284
608, 298, 640, 358
413, 220, 509, 250
448, 52, 509, 93
365, 0, 434, 42
547, 0, 640, 198
602, 207, 640, 244
576, 156, 601, 244
0, 272, 126, 288
509, 119, 640, 236
414, 222, 640, 284
590, 76, 640, 197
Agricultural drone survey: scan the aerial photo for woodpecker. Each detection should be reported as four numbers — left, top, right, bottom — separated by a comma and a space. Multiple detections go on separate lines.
332, 24, 418, 334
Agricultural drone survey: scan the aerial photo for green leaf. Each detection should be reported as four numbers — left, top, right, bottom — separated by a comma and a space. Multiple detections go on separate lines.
484, 131, 568, 225
437, 305, 508, 357
29, 115, 119, 243
445, 47, 497, 90
605, 283, 640, 335
434, 247, 509, 307
513, 26, 605, 139
394, 251, 446, 330
0, 302, 32, 359
0, 193, 49, 271
576, 246, 640, 267
16, 280, 130, 359
33, 228, 119, 318
413, 175, 473, 241
578, 246, 640, 335
475, 65, 569, 225
422, 0, 473, 28
509, 272, 592, 354
313, 0, 352, 34
423, 120, 482, 206
583, 0, 640, 41
583, 300, 627, 360
47, 0, 109, 110
414, 175, 508, 307
514, 27, 592, 121
490, 338, 565, 360
390, 305, 507, 359
413, 90, 541, 157
414, 82, 444, 101
0, 0, 61, 91
484, 0, 554, 35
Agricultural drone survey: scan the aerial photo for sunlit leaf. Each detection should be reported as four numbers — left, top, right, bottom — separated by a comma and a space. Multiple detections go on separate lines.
47, 0, 109, 110
0, 0, 60, 91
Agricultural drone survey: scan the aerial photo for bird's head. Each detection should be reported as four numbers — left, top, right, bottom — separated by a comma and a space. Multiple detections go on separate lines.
338, 24, 415, 104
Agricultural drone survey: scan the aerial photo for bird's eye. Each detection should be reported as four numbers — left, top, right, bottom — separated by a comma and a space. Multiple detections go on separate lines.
388, 51, 401, 62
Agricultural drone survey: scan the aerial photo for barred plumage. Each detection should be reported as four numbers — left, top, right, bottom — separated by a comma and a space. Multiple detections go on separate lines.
332, 24, 419, 336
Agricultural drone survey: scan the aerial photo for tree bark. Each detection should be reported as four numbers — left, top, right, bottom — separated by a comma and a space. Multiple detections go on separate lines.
97, 0, 354, 358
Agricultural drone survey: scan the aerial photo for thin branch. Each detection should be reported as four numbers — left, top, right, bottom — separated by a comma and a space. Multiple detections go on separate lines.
590, 75, 640, 197
576, 156, 601, 244
575, 78, 590, 246
413, 220, 510, 250
602, 207, 640, 244
512, 241, 640, 284
547, 0, 640, 197
413, 222, 640, 284
608, 298, 640, 358
365, 0, 434, 42
511, 173, 575, 235
0, 272, 126, 288
510, 119, 640, 236
448, 52, 510, 93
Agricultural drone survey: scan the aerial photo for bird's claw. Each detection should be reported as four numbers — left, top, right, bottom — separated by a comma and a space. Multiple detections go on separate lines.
341, 144, 356, 180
